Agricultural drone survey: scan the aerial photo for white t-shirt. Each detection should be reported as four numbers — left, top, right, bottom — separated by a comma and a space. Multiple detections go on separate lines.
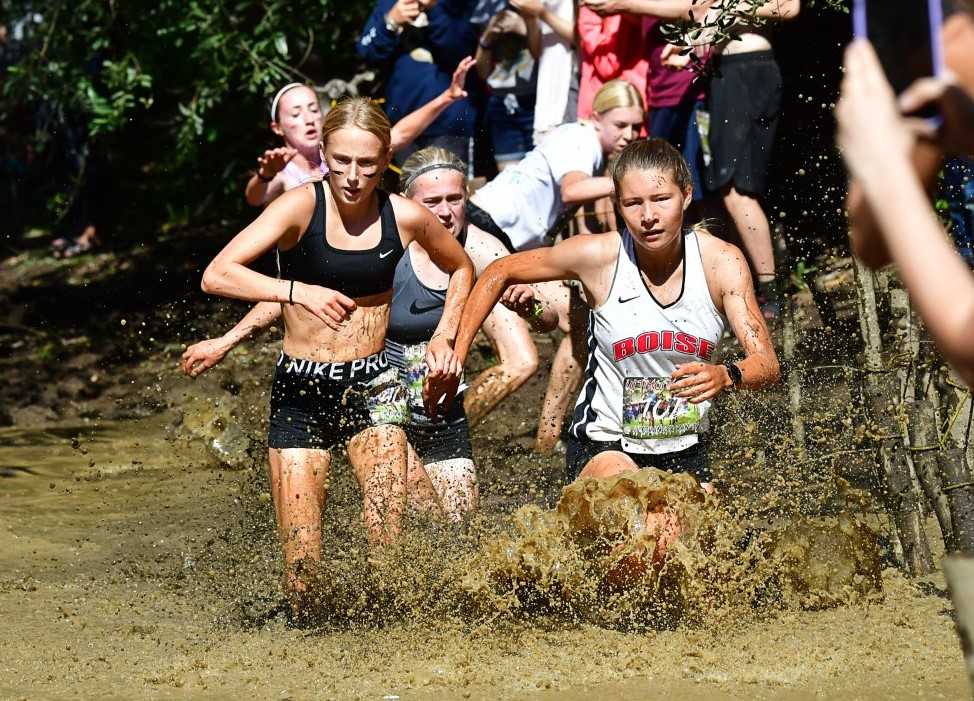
473, 122, 603, 251
534, 0, 575, 134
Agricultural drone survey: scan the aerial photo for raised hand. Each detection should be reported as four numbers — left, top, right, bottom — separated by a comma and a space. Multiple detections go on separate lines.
257, 147, 298, 180
388, 0, 422, 26
835, 40, 914, 182
292, 282, 358, 331
444, 56, 475, 101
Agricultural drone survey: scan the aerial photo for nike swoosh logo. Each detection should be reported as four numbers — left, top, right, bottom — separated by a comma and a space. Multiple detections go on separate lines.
379, 250, 395, 259
618, 295, 639, 304
409, 301, 443, 315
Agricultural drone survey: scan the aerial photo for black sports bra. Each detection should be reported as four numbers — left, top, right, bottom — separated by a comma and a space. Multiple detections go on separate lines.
278, 180, 406, 299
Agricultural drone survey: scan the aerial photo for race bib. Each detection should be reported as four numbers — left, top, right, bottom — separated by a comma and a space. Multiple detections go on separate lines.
622, 377, 700, 440
402, 342, 429, 411
365, 368, 410, 426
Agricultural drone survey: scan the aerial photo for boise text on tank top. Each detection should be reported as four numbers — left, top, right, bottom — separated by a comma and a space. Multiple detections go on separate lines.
569, 229, 727, 454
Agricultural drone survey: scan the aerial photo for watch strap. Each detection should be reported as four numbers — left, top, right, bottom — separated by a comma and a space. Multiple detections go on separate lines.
723, 360, 743, 388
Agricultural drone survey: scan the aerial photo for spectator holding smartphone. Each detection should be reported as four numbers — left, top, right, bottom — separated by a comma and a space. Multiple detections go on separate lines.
358, 0, 481, 167
837, 11, 974, 387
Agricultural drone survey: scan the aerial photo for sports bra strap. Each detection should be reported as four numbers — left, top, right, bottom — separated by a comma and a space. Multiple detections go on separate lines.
313, 180, 326, 236
378, 189, 402, 246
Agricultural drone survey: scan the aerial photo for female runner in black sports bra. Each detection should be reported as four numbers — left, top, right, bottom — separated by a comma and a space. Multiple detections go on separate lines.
201, 97, 474, 618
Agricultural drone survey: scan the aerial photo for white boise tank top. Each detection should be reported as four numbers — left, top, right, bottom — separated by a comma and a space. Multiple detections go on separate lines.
570, 229, 727, 454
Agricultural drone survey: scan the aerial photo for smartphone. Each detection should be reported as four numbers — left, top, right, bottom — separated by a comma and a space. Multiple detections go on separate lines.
853, 0, 944, 120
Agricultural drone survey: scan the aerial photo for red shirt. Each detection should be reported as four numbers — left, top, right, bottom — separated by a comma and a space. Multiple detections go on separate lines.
577, 7, 651, 119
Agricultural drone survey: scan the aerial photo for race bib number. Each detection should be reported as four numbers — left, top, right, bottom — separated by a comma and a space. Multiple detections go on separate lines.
403, 342, 429, 410
622, 377, 700, 440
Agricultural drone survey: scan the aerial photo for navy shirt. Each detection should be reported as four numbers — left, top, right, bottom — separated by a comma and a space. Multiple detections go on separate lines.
357, 0, 481, 138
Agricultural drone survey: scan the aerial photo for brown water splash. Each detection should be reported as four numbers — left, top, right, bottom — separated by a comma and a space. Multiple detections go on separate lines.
462, 469, 884, 629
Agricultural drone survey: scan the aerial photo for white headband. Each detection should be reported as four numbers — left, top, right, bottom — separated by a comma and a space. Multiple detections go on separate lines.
270, 82, 305, 121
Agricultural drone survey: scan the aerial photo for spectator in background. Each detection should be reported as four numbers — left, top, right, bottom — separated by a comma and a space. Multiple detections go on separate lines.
507, 0, 577, 145
700, 0, 799, 318
576, 5, 650, 121
244, 59, 474, 207
644, 20, 706, 204
839, 14, 974, 387
476, 7, 539, 170
358, 0, 481, 169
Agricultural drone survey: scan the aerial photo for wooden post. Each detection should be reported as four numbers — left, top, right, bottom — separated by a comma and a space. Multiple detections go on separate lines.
908, 400, 957, 552
781, 293, 806, 461
885, 438, 934, 574
942, 555, 974, 696
853, 259, 884, 381
855, 258, 934, 573
941, 448, 974, 555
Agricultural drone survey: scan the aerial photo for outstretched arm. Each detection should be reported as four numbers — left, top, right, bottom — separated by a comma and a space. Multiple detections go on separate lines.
838, 40, 974, 387
181, 302, 282, 377
581, 0, 714, 20
389, 57, 475, 153
454, 235, 609, 361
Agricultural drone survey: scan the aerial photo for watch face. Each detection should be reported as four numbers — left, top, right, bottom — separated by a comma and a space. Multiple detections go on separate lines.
725, 362, 741, 385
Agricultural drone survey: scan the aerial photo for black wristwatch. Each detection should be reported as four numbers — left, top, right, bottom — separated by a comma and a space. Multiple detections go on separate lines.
723, 360, 743, 388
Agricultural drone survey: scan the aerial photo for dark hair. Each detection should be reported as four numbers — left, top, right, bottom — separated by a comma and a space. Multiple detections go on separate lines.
610, 138, 693, 198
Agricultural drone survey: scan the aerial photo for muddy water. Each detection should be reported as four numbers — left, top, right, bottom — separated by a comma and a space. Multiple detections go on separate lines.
0, 385, 968, 699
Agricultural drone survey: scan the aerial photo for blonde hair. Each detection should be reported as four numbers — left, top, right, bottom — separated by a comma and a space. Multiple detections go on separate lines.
321, 97, 391, 151
610, 138, 692, 198
399, 146, 467, 195
591, 79, 645, 116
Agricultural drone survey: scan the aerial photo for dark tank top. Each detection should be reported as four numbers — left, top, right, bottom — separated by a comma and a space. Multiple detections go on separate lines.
277, 180, 405, 298
387, 249, 447, 344
386, 227, 467, 344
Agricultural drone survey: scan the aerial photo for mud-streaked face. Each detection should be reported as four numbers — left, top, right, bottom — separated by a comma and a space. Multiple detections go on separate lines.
409, 170, 466, 236
323, 127, 387, 205
616, 167, 691, 253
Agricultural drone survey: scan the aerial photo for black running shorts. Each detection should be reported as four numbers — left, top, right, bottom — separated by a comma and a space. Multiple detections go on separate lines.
268, 350, 409, 451
704, 50, 782, 197
565, 433, 711, 484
